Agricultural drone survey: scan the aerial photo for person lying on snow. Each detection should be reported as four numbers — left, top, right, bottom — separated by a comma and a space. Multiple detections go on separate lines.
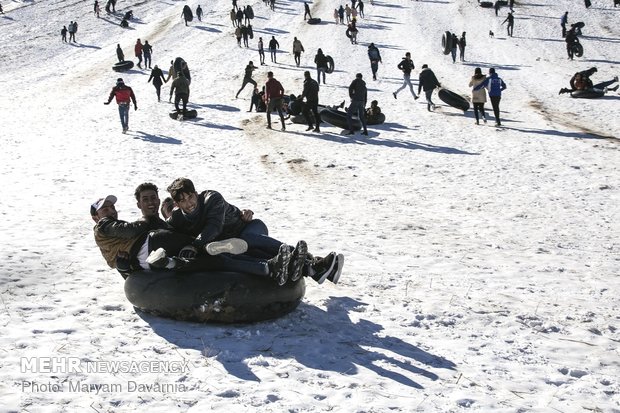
165, 177, 344, 286
559, 67, 619, 94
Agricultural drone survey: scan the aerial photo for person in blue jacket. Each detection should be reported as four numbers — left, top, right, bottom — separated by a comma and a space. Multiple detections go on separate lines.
473, 68, 506, 126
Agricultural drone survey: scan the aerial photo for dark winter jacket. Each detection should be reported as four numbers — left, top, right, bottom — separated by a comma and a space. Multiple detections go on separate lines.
368, 45, 381, 62
302, 77, 320, 103
142, 42, 152, 56
268, 38, 279, 50
116, 46, 124, 61
166, 190, 246, 248
473, 73, 506, 97
243, 63, 257, 79
418, 67, 441, 94
170, 73, 190, 96
397, 57, 415, 75
314, 52, 328, 69
148, 67, 166, 87
348, 77, 367, 103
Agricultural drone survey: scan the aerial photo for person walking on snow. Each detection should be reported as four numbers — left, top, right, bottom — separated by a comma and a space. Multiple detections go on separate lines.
417, 64, 441, 111
357, 0, 365, 18
61, 26, 67, 42
148, 65, 167, 102
314, 48, 329, 85
346, 73, 368, 136
502, 12, 514, 37
196, 5, 203, 21
299, 70, 321, 132
269, 36, 279, 63
560, 11, 568, 38
468, 67, 488, 125
104, 78, 137, 133
473, 67, 506, 126
393, 52, 418, 100
258, 37, 266, 65
169, 71, 191, 114
134, 39, 143, 69
142, 40, 153, 69
458, 32, 466, 62
236, 61, 258, 98
265, 71, 286, 130
304, 2, 312, 20
292, 37, 305, 67
367, 43, 382, 80
116, 44, 124, 62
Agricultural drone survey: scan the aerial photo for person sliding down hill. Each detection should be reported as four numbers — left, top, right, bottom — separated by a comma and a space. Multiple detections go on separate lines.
559, 68, 619, 94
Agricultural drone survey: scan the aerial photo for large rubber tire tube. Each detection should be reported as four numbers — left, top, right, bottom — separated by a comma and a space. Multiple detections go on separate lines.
570, 88, 604, 99
572, 43, 584, 57
438, 88, 470, 112
319, 107, 361, 131
113, 60, 134, 72
442, 31, 452, 55
326, 56, 335, 74
307, 18, 321, 25
169, 109, 198, 120
124, 270, 306, 323
366, 113, 386, 125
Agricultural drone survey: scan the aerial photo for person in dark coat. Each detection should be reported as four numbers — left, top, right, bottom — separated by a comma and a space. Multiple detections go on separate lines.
393, 52, 418, 99
268, 36, 279, 63
560, 11, 568, 38
196, 5, 203, 21
450, 32, 458, 63
346, 73, 368, 136
169, 71, 190, 113
458, 32, 466, 62
147, 65, 167, 101
236, 61, 258, 98
565, 27, 578, 60
142, 40, 153, 69
304, 2, 312, 20
116, 44, 124, 62
314, 48, 328, 84
502, 12, 514, 37
61, 26, 68, 42
367, 43, 382, 80
417, 64, 441, 112
299, 71, 321, 132
182, 5, 192, 26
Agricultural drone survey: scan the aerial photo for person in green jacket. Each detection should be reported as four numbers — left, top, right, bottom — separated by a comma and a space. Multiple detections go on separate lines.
169, 71, 190, 113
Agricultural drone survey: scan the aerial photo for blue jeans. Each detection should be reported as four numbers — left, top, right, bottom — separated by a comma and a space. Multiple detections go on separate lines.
117, 103, 129, 130
317, 67, 326, 84
394, 74, 416, 98
238, 219, 283, 259
347, 100, 367, 133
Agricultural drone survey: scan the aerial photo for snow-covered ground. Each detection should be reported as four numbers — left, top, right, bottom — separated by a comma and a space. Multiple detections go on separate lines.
0, 0, 619, 411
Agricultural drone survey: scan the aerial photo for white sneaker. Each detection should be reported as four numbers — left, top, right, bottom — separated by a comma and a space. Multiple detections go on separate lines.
146, 247, 170, 268
206, 238, 248, 255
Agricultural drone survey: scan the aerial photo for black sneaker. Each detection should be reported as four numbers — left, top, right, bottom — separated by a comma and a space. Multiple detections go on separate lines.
393, 92, 397, 99
289, 241, 308, 282
268, 244, 292, 286
327, 254, 344, 284
310, 252, 337, 284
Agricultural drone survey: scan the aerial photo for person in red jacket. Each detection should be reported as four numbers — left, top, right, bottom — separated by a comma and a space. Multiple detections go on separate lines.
264, 71, 286, 130
134, 38, 143, 69
104, 78, 137, 133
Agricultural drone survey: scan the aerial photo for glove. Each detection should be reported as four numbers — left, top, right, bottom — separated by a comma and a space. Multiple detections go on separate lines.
104, 101, 110, 105
178, 245, 197, 260
134, 105, 138, 111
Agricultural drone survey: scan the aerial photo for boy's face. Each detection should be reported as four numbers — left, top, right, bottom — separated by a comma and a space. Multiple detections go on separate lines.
176, 191, 198, 214
137, 189, 160, 218
96, 201, 117, 221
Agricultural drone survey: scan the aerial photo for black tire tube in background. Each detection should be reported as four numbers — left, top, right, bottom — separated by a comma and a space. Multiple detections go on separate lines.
479, 1, 494, 7
572, 43, 584, 57
124, 270, 306, 323
438, 88, 470, 112
326, 56, 335, 74
319, 107, 361, 130
169, 109, 198, 120
570, 89, 604, 99
307, 18, 321, 25
442, 31, 452, 55
113, 60, 134, 72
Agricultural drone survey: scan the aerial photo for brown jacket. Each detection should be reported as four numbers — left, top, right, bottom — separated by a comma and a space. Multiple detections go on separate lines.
93, 216, 167, 268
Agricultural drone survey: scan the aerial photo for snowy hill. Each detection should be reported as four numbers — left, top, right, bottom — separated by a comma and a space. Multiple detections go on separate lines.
0, 0, 619, 411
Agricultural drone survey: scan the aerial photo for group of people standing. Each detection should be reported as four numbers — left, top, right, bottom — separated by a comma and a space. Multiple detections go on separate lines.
60, 21, 78, 43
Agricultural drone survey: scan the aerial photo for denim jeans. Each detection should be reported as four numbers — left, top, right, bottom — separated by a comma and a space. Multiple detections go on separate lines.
117, 103, 129, 129
238, 219, 283, 259
394, 74, 416, 97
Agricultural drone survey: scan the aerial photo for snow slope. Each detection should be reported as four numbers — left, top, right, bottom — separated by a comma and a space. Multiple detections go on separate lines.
0, 0, 619, 411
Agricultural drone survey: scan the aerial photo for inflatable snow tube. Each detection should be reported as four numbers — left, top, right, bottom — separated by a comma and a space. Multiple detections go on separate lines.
307, 18, 321, 25
366, 113, 386, 125
442, 31, 452, 55
479, 1, 494, 7
570, 88, 604, 99
113, 60, 134, 72
319, 107, 361, 131
124, 270, 306, 323
169, 109, 198, 120
438, 88, 470, 112
288, 99, 304, 116
291, 115, 307, 124
326, 56, 335, 74
497, 0, 508, 5
571, 43, 584, 57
